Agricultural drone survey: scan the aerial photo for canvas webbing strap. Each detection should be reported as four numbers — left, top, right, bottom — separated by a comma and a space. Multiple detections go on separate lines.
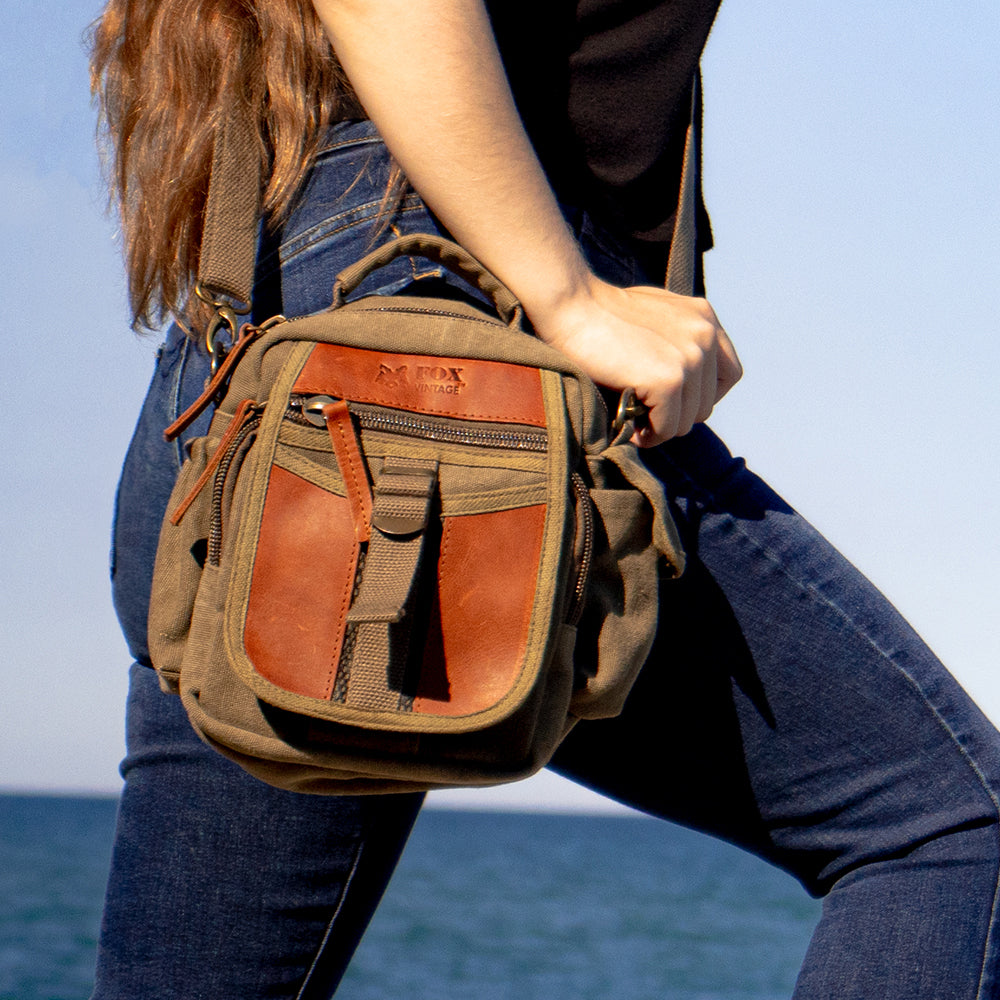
340, 458, 440, 711
196, 72, 702, 305
198, 108, 261, 308
665, 75, 701, 296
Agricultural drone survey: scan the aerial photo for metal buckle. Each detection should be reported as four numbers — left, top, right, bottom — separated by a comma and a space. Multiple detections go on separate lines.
195, 283, 252, 374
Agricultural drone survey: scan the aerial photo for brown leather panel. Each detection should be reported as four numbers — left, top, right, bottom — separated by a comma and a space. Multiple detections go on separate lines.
245, 466, 358, 699
293, 344, 546, 426
413, 504, 546, 716
323, 400, 372, 542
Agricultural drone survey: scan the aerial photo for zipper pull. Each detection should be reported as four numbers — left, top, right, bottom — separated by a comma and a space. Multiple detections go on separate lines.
290, 394, 340, 427
163, 319, 278, 442
169, 399, 259, 525
320, 399, 372, 543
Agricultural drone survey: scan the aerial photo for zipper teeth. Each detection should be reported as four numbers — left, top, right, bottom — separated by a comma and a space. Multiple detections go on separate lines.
359, 305, 505, 329
286, 398, 548, 452
355, 405, 546, 451
209, 414, 262, 565
278, 305, 502, 328
568, 472, 595, 625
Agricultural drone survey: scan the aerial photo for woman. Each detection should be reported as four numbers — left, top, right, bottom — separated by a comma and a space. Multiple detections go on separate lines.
90, 1, 1000, 997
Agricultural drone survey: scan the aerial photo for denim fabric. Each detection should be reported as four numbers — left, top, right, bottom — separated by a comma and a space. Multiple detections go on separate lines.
94, 120, 1000, 999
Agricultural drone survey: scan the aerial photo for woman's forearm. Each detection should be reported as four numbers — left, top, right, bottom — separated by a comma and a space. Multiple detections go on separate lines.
310, 0, 590, 325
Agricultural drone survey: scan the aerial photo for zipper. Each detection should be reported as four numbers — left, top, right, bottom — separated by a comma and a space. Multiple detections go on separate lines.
209, 411, 264, 565
196, 397, 592, 620
278, 304, 505, 329
169, 399, 260, 527
567, 472, 595, 626
357, 304, 506, 330
287, 395, 548, 453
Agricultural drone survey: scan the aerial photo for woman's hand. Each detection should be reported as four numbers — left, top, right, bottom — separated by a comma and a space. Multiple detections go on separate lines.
528, 274, 743, 446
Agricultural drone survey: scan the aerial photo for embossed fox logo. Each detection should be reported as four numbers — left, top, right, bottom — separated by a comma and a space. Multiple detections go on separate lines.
375, 363, 409, 389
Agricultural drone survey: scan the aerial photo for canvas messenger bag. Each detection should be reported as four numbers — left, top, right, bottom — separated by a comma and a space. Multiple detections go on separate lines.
146, 107, 699, 794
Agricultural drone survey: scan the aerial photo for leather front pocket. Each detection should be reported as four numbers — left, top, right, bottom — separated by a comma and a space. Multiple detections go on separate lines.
230, 392, 567, 732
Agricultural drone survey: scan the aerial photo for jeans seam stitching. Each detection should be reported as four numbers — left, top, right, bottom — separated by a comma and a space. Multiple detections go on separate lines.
658, 448, 1000, 996
674, 449, 1000, 809
733, 507, 998, 807
315, 136, 381, 156
977, 859, 1000, 1000
279, 196, 425, 262
294, 836, 367, 1000
258, 199, 427, 290
283, 202, 383, 254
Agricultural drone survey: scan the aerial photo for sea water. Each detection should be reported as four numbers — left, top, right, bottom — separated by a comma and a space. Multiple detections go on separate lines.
0, 795, 820, 1000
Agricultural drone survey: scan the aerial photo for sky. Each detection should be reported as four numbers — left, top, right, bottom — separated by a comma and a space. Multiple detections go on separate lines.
1, 0, 998, 814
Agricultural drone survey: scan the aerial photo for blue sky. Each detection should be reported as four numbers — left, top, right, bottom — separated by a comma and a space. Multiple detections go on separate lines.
1, 0, 997, 813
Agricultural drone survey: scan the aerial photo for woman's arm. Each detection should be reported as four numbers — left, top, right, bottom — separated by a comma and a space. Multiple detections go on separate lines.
310, 0, 741, 443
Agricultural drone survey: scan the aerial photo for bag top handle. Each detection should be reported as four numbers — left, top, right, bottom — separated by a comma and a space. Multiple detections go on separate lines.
195, 74, 701, 315
330, 232, 525, 326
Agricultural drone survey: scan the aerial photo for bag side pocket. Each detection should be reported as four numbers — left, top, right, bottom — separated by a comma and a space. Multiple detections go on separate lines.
147, 435, 214, 692
569, 442, 684, 720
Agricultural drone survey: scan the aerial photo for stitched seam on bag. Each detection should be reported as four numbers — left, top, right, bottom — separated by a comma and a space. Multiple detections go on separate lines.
329, 411, 371, 539
325, 405, 368, 697
170, 335, 195, 469
334, 550, 367, 704
436, 517, 454, 588
328, 567, 354, 700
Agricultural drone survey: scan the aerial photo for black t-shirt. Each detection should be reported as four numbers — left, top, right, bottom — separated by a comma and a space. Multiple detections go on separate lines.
487, 0, 722, 248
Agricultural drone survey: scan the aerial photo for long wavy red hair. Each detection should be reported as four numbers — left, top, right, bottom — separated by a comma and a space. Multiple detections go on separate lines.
90, 0, 354, 330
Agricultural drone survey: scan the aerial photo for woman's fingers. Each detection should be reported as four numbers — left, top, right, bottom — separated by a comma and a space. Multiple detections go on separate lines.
528, 277, 742, 447
643, 312, 743, 446
715, 325, 743, 401
636, 316, 731, 446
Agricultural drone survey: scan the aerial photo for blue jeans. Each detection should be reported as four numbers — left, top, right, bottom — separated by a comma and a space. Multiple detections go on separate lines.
94, 121, 1000, 999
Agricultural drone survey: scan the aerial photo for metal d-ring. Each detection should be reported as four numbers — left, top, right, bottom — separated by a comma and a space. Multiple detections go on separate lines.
612, 388, 650, 435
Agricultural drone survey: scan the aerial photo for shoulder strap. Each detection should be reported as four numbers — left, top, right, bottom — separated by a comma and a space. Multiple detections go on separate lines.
197, 109, 261, 310
664, 73, 700, 296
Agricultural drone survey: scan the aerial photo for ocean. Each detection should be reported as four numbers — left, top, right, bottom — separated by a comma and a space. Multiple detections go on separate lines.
1, 794, 821, 1000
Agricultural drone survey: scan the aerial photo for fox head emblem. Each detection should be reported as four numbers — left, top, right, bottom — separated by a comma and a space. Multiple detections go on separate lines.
375, 363, 408, 389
